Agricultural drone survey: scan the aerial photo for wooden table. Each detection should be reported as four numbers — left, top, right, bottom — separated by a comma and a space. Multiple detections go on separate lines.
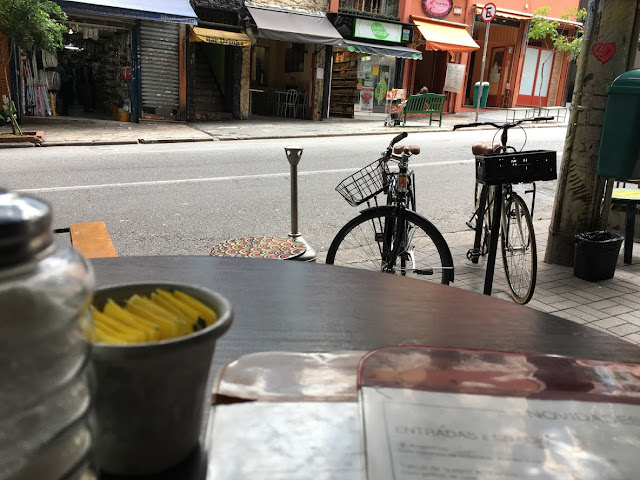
92, 256, 640, 479
92, 256, 640, 369
611, 187, 640, 264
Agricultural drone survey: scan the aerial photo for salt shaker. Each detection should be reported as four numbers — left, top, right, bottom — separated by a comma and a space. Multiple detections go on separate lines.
0, 189, 95, 479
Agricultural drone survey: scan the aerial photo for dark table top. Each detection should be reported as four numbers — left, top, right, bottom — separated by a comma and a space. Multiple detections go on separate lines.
92, 256, 640, 480
91, 256, 640, 368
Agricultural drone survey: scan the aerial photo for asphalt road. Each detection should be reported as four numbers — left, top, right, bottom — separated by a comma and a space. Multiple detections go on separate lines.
0, 127, 566, 256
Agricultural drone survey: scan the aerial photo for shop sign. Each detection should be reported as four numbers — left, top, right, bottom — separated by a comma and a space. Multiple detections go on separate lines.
354, 19, 402, 43
422, 0, 453, 19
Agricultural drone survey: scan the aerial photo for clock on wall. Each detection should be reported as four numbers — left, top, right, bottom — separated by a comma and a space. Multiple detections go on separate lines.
422, 0, 453, 18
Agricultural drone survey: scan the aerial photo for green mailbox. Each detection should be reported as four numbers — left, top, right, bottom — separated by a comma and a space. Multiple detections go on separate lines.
597, 69, 640, 180
473, 82, 490, 108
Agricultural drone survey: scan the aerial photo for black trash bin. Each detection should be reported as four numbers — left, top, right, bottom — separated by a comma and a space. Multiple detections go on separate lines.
574, 231, 623, 281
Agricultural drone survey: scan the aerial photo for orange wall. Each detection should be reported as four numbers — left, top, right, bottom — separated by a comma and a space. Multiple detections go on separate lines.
492, 0, 580, 16
401, 0, 580, 24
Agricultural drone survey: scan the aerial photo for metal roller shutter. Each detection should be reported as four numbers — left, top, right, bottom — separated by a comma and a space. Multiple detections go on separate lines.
140, 22, 180, 117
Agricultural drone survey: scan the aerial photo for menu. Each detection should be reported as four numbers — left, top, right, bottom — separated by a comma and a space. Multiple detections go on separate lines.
358, 346, 640, 480
443, 63, 465, 93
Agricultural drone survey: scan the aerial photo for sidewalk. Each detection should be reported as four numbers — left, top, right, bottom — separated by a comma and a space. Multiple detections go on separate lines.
445, 219, 640, 347
0, 106, 567, 147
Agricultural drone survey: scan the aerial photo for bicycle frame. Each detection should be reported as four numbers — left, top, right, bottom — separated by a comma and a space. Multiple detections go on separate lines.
365, 151, 421, 274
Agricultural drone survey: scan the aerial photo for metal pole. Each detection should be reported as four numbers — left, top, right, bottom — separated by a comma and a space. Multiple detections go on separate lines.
284, 146, 303, 237
284, 146, 317, 261
476, 21, 491, 122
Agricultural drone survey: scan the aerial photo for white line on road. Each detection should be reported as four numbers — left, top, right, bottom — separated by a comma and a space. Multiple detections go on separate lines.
17, 159, 474, 194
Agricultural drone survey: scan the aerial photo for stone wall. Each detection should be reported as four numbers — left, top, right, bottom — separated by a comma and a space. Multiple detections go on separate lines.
240, 47, 250, 119
312, 46, 327, 120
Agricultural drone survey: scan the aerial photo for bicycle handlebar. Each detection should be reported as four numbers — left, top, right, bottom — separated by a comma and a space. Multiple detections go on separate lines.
452, 116, 554, 131
391, 131, 408, 145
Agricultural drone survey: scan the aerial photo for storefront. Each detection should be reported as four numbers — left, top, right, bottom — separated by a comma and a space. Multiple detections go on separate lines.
406, 16, 479, 113
464, 6, 529, 108
187, 27, 251, 121
328, 14, 421, 118
14, 0, 196, 122
468, 4, 581, 108
245, 2, 343, 120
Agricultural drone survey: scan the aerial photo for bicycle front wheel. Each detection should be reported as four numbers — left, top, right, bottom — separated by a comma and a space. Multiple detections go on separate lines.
501, 194, 537, 304
326, 207, 454, 285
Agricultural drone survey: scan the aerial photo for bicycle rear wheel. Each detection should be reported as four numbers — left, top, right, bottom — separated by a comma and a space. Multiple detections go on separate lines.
326, 207, 454, 285
500, 194, 537, 304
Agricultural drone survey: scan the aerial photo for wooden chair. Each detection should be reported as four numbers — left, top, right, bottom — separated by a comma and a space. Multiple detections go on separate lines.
280, 89, 298, 118
611, 180, 640, 264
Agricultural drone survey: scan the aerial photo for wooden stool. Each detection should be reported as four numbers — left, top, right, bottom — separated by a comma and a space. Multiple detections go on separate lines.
611, 188, 640, 264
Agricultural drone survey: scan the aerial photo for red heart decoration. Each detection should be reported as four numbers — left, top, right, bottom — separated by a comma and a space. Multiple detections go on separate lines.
592, 42, 616, 64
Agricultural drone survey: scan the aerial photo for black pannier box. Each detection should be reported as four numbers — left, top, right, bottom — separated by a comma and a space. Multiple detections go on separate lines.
475, 150, 557, 185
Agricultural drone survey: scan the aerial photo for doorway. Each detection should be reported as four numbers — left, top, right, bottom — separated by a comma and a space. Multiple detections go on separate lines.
518, 46, 554, 106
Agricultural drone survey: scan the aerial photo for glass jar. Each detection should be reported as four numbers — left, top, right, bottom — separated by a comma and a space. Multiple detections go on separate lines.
0, 189, 95, 479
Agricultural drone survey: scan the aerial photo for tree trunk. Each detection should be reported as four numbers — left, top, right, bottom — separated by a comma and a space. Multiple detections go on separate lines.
544, 0, 640, 266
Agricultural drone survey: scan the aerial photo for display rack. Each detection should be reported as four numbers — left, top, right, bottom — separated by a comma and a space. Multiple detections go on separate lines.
330, 52, 359, 118
383, 89, 406, 127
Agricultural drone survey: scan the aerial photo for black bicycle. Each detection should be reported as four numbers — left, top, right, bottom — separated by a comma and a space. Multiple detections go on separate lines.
326, 132, 454, 284
453, 117, 556, 304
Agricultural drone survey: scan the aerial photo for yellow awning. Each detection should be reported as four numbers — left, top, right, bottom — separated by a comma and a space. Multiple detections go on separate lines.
189, 27, 251, 47
413, 19, 479, 53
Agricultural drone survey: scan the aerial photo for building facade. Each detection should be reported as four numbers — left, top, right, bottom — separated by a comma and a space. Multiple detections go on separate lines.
3, 1, 198, 122
189, 0, 251, 121
326, 0, 421, 117
401, 0, 581, 113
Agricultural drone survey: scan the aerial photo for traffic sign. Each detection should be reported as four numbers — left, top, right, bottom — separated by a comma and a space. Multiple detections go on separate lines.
481, 3, 497, 22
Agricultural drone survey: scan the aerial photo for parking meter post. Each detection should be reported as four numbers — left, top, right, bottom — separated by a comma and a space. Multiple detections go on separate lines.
284, 146, 317, 261
285, 146, 302, 237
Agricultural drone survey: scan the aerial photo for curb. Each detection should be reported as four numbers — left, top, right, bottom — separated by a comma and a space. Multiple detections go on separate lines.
4, 122, 567, 148
42, 140, 140, 147
138, 137, 214, 144
39, 137, 214, 147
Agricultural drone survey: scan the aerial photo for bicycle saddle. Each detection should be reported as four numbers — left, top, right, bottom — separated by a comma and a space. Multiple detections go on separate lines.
393, 144, 421, 155
472, 142, 500, 155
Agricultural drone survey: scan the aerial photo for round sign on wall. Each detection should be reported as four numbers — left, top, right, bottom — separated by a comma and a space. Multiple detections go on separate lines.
422, 0, 453, 18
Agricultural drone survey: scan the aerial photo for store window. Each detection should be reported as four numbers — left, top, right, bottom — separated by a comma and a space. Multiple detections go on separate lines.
355, 55, 396, 114
22, 22, 133, 121
284, 43, 305, 73
251, 46, 269, 87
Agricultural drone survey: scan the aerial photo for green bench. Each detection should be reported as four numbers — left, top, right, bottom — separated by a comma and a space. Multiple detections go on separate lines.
402, 93, 446, 127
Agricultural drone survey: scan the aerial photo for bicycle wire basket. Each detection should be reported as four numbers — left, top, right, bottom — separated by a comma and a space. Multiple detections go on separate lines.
336, 158, 390, 207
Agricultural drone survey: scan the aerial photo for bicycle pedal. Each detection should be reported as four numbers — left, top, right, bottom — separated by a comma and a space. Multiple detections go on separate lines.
414, 268, 433, 276
466, 221, 476, 230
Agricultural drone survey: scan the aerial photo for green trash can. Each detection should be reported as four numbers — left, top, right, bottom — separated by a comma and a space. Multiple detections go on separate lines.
597, 70, 640, 180
473, 82, 490, 108
574, 231, 623, 281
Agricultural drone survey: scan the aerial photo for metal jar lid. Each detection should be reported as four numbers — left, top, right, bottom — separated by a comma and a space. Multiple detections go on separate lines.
0, 189, 53, 267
